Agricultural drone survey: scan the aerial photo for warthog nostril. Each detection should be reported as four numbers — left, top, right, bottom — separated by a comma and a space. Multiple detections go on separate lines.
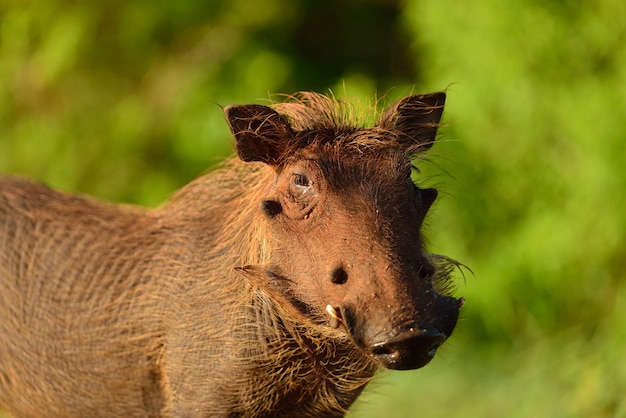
371, 329, 446, 370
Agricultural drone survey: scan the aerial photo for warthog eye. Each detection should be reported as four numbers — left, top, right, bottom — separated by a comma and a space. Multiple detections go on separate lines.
292, 173, 311, 189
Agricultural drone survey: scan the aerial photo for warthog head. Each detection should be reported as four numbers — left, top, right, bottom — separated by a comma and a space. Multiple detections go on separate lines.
226, 92, 463, 370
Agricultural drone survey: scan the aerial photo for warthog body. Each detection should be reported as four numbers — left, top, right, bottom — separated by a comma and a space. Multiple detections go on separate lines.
0, 92, 462, 417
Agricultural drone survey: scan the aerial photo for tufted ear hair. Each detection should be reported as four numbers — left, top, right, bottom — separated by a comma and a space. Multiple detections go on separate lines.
377, 92, 446, 152
225, 104, 294, 165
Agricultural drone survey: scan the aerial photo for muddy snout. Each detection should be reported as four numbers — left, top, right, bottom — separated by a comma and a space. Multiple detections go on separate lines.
333, 295, 464, 370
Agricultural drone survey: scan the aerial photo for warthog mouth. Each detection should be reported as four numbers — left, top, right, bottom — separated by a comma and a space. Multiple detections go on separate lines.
368, 326, 447, 370
326, 297, 465, 370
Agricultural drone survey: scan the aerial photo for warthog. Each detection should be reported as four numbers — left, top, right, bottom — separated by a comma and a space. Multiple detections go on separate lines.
0, 91, 463, 417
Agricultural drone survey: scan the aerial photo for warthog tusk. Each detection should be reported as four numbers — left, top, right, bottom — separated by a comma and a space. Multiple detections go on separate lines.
326, 304, 342, 329
325, 304, 340, 319
326, 305, 341, 322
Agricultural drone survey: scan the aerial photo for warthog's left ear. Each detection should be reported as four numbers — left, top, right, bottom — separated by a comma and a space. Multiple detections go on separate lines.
378, 92, 446, 151
225, 104, 294, 165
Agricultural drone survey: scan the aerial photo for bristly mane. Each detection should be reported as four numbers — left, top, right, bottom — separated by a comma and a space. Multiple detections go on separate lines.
272, 92, 379, 131
271, 92, 440, 157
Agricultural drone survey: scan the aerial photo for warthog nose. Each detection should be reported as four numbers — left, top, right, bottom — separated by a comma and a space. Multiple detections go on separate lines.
370, 328, 446, 370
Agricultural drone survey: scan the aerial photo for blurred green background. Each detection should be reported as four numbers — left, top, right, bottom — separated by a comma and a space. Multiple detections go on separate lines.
1, 0, 625, 417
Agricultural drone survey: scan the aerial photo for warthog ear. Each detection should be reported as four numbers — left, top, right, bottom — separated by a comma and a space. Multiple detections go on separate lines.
225, 104, 294, 165
378, 92, 446, 151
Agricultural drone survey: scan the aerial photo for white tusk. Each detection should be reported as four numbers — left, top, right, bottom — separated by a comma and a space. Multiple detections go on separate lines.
326, 304, 340, 320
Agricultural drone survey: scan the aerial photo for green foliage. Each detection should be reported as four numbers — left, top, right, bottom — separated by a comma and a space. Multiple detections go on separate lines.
1, 0, 625, 416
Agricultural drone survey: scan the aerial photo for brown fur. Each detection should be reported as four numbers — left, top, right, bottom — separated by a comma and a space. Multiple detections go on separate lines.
0, 92, 462, 417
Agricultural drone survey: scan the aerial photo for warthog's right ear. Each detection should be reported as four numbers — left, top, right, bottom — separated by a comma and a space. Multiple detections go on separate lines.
225, 104, 294, 165
378, 92, 446, 152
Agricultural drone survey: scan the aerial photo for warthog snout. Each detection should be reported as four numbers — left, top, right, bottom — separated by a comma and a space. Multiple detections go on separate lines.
371, 295, 464, 370
332, 294, 464, 370
370, 327, 446, 370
